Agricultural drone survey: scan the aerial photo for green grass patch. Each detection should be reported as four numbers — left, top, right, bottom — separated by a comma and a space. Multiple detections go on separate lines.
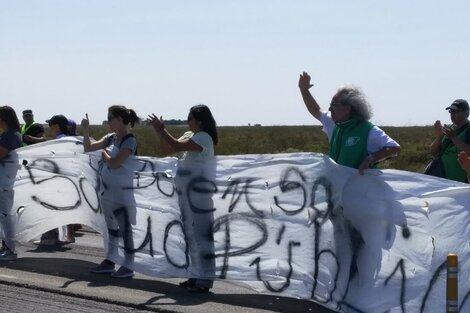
53, 125, 434, 173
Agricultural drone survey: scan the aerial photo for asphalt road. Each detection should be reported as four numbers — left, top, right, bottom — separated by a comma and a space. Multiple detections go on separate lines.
0, 284, 158, 313
0, 228, 335, 313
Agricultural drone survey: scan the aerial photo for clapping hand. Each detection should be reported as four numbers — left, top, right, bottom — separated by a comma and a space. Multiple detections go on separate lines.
433, 120, 442, 137
442, 124, 457, 139
147, 114, 165, 133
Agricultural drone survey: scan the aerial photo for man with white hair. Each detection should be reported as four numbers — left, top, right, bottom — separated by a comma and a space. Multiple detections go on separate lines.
298, 72, 401, 174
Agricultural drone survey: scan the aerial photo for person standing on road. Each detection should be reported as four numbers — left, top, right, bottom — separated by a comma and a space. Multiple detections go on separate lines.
428, 99, 470, 182
34, 114, 76, 246
0, 106, 23, 261
20, 109, 45, 146
148, 104, 218, 293
48, 115, 73, 244
298, 71, 401, 173
82, 105, 139, 279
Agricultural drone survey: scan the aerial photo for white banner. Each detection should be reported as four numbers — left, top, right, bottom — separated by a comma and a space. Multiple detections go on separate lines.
1, 138, 470, 313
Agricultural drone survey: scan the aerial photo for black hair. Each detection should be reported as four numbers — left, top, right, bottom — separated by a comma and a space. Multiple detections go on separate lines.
0, 106, 21, 131
189, 104, 218, 144
57, 122, 69, 136
108, 105, 140, 128
49, 115, 69, 136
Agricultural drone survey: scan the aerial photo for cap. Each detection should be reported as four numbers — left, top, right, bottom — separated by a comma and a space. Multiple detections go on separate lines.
67, 118, 77, 136
22, 109, 33, 115
46, 114, 68, 127
446, 99, 469, 111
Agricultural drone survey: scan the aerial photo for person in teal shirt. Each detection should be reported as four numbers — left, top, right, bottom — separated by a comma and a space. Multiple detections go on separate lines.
298, 71, 401, 174
431, 99, 470, 182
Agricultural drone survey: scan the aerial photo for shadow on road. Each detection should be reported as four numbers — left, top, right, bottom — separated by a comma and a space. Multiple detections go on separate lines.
1, 257, 335, 313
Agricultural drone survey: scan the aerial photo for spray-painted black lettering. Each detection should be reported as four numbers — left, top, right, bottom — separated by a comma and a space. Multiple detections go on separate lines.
212, 213, 268, 278
311, 176, 333, 226
276, 224, 286, 245
273, 167, 307, 215
384, 259, 406, 313
186, 176, 217, 214
112, 207, 153, 256
221, 178, 264, 217
31, 175, 81, 210
314, 249, 340, 304
250, 241, 300, 292
164, 220, 189, 269
311, 176, 334, 299
460, 288, 470, 312
419, 260, 446, 313
24, 158, 59, 184
79, 177, 101, 213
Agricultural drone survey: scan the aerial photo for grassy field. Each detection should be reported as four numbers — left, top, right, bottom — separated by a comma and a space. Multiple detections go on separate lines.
74, 124, 435, 173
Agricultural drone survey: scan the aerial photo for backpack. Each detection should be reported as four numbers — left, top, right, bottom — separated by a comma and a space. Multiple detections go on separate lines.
106, 133, 138, 155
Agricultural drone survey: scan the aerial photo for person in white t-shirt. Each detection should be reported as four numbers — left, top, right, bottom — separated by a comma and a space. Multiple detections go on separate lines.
82, 105, 139, 279
298, 71, 401, 174
148, 104, 218, 293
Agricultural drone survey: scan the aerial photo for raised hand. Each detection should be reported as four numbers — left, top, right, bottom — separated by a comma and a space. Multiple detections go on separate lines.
81, 113, 90, 129
298, 72, 314, 91
147, 113, 165, 133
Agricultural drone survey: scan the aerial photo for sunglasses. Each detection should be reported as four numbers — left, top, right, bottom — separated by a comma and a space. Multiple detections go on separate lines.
107, 115, 117, 122
330, 102, 344, 107
449, 109, 463, 114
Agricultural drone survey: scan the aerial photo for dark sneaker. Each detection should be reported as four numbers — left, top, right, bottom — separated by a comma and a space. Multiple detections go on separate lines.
112, 266, 134, 278
187, 286, 210, 293
33, 238, 60, 246
179, 280, 194, 288
0, 249, 17, 261
90, 262, 115, 273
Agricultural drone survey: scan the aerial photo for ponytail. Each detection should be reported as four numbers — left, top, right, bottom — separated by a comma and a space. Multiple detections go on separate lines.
108, 105, 140, 128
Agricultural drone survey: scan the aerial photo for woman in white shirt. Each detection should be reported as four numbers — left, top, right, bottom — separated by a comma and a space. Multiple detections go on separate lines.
148, 104, 218, 293
82, 105, 139, 279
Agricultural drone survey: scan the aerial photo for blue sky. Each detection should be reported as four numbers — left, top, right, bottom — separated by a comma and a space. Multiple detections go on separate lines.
1, 1, 469, 126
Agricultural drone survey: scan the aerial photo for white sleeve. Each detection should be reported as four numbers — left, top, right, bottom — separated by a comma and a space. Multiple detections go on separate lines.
367, 126, 400, 154
320, 112, 335, 141
190, 132, 213, 153
120, 136, 137, 154
178, 131, 194, 142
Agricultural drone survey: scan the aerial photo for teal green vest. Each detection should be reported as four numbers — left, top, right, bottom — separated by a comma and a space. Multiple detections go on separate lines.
329, 119, 373, 169
440, 123, 470, 182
